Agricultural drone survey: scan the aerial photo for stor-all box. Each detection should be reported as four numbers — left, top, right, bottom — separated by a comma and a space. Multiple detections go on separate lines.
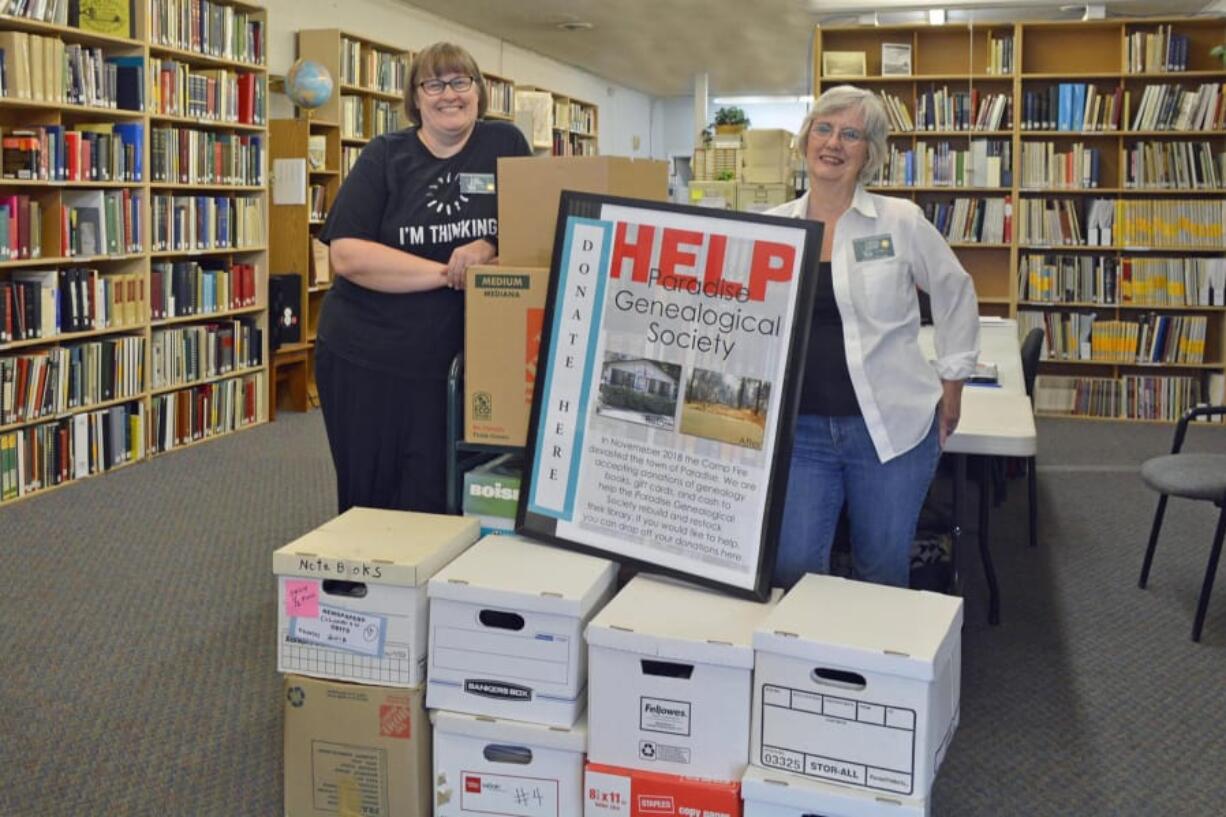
462, 454, 523, 534
585, 762, 742, 817
497, 155, 668, 267
751, 575, 962, 800
427, 534, 618, 726
433, 709, 587, 817
274, 508, 480, 687
283, 674, 431, 817
741, 764, 928, 817
586, 575, 779, 780
464, 265, 548, 446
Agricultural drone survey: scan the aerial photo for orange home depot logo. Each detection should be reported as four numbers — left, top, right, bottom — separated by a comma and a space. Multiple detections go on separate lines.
526, 307, 544, 385
378, 703, 411, 738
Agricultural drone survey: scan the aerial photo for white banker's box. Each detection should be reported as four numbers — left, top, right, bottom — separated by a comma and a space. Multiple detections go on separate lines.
742, 764, 930, 817
427, 534, 618, 726
273, 508, 479, 687
433, 709, 587, 817
751, 575, 962, 801
586, 574, 780, 780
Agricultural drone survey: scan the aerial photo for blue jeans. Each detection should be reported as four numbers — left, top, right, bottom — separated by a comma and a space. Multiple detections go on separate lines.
773, 413, 940, 589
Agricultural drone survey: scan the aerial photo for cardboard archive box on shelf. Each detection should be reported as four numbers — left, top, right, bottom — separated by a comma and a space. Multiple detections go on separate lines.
742, 764, 929, 817
586, 574, 780, 780
426, 534, 618, 727
433, 710, 587, 817
274, 508, 480, 688
461, 453, 522, 534
737, 183, 791, 214
585, 762, 742, 817
497, 155, 668, 267
464, 265, 549, 446
741, 129, 794, 184
688, 180, 738, 209
751, 575, 962, 801
283, 674, 431, 817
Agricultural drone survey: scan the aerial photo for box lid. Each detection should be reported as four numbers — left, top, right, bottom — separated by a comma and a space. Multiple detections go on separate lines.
752, 575, 963, 682
272, 509, 479, 587
586, 574, 779, 668
741, 765, 925, 817
432, 709, 587, 753
428, 534, 617, 617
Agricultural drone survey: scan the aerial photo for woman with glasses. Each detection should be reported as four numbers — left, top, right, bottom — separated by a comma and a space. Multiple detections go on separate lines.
315, 42, 531, 513
766, 85, 981, 588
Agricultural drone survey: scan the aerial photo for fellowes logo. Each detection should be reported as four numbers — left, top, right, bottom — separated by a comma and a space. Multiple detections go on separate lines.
464, 679, 533, 701
638, 794, 675, 813
643, 702, 688, 718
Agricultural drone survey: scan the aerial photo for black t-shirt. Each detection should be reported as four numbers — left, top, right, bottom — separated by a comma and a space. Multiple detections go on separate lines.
317, 120, 532, 378
799, 261, 862, 416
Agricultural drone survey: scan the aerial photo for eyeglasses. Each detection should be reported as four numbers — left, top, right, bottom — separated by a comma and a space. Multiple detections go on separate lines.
418, 76, 475, 95
811, 122, 866, 143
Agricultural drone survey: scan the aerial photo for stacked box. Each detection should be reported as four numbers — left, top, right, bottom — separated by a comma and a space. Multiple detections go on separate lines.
461, 453, 522, 535
586, 762, 742, 816
689, 180, 738, 209
737, 183, 791, 213
742, 129, 794, 184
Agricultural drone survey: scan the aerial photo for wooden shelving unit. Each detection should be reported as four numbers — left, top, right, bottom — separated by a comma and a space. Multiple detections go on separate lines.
514, 85, 599, 156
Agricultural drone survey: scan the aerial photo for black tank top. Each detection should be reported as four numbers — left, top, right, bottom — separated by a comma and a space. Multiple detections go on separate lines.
799, 261, 861, 416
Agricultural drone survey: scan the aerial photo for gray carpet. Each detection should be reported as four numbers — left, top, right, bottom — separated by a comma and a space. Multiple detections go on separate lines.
2, 411, 1225, 816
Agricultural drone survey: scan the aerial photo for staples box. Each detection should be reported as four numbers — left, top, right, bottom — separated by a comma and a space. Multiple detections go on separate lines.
274, 508, 480, 687
427, 534, 618, 726
585, 762, 741, 817
586, 575, 779, 780
464, 265, 549, 446
751, 575, 962, 800
283, 674, 431, 817
497, 155, 668, 267
461, 454, 523, 534
741, 765, 928, 817
433, 710, 587, 817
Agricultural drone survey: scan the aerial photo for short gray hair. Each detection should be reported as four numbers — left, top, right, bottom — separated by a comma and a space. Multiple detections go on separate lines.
797, 85, 890, 185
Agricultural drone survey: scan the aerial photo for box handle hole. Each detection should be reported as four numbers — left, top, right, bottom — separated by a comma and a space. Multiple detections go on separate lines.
479, 610, 525, 630
811, 667, 866, 690
482, 744, 533, 764
321, 579, 367, 598
641, 659, 694, 679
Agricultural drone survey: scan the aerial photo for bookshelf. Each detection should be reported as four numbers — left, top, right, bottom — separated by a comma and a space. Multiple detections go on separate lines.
0, 0, 270, 506
814, 16, 1226, 423
513, 85, 599, 157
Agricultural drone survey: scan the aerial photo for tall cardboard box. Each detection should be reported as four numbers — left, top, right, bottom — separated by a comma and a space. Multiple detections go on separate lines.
742, 129, 793, 184
283, 674, 431, 817
274, 509, 480, 687
751, 575, 962, 801
464, 265, 549, 446
741, 764, 928, 817
586, 762, 742, 817
497, 155, 668, 267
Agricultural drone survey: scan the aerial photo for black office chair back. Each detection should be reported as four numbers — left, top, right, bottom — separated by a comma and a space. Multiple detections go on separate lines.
1020, 327, 1045, 399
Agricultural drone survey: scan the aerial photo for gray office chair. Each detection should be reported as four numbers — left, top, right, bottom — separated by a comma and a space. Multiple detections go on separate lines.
1138, 404, 1226, 642
1019, 327, 1044, 549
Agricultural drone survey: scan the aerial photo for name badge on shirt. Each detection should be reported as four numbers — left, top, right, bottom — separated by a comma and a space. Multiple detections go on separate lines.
853, 234, 895, 262
459, 173, 496, 194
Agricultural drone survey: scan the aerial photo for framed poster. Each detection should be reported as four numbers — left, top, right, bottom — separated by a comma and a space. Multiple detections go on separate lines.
516, 192, 822, 600
881, 43, 913, 76
822, 50, 867, 78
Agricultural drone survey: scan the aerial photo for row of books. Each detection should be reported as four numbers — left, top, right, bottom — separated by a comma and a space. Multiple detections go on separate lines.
149, 0, 265, 65
1019, 142, 1102, 190
0, 34, 143, 110
1019, 309, 1208, 364
150, 260, 258, 319
875, 139, 1011, 188
0, 194, 41, 259
151, 317, 262, 389
916, 87, 1012, 132
150, 127, 263, 186
1134, 82, 1226, 132
486, 77, 513, 117
0, 268, 144, 342
149, 59, 264, 125
309, 185, 326, 222
1018, 254, 1226, 306
0, 336, 144, 425
340, 95, 364, 140
878, 92, 915, 132
1021, 84, 1122, 132
341, 145, 361, 177
0, 402, 143, 501
2, 123, 144, 182
1116, 199, 1226, 248
1034, 373, 1206, 421
1126, 26, 1192, 74
567, 102, 596, 135
552, 131, 598, 157
339, 38, 408, 94
1016, 197, 1112, 247
986, 31, 1014, 75
371, 100, 398, 139
61, 188, 142, 257
149, 371, 262, 453
1125, 141, 1226, 190
149, 194, 262, 252
921, 196, 1011, 244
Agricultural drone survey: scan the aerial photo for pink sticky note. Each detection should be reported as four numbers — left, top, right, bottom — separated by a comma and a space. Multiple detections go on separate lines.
285, 579, 320, 618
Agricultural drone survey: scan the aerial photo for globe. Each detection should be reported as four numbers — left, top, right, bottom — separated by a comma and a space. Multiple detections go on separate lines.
286, 59, 334, 111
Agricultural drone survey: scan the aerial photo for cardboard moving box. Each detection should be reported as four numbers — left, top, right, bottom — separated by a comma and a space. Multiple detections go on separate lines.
751, 575, 962, 801
274, 508, 480, 687
497, 155, 668, 267
741, 764, 929, 817
427, 534, 618, 726
586, 762, 742, 817
283, 674, 431, 817
461, 453, 523, 534
464, 265, 549, 446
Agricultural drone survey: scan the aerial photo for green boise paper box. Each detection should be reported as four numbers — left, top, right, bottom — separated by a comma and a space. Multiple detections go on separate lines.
462, 454, 522, 534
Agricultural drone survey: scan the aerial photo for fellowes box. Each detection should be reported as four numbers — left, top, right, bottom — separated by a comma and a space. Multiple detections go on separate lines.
274, 509, 480, 688
464, 265, 548, 446
585, 762, 741, 817
741, 765, 928, 817
461, 453, 522, 534
586, 575, 779, 780
427, 534, 618, 726
751, 575, 962, 801
497, 155, 668, 267
433, 710, 587, 817
283, 674, 431, 817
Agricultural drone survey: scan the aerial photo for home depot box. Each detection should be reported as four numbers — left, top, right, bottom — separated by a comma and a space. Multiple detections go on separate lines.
586, 575, 779, 780
741, 764, 928, 817
462, 454, 523, 534
689, 180, 737, 209
283, 674, 431, 817
585, 762, 741, 817
741, 129, 794, 184
497, 155, 668, 267
464, 265, 549, 446
274, 509, 480, 687
427, 534, 618, 726
433, 710, 587, 817
737, 184, 791, 214
751, 575, 962, 801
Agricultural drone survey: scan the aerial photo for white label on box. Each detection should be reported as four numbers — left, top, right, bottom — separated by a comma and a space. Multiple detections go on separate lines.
585, 770, 631, 814
639, 696, 691, 736
638, 739, 691, 765
760, 683, 916, 795
290, 603, 387, 658
311, 740, 388, 815
461, 770, 559, 817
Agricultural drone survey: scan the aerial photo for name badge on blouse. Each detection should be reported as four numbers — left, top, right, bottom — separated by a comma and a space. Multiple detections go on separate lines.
853, 234, 895, 262
459, 173, 496, 194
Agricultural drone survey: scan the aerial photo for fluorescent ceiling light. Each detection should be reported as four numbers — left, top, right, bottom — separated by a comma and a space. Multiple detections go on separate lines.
712, 95, 811, 105
929, 8, 947, 24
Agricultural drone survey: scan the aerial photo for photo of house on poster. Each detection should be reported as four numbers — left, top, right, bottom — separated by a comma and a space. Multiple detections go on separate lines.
518, 192, 822, 599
